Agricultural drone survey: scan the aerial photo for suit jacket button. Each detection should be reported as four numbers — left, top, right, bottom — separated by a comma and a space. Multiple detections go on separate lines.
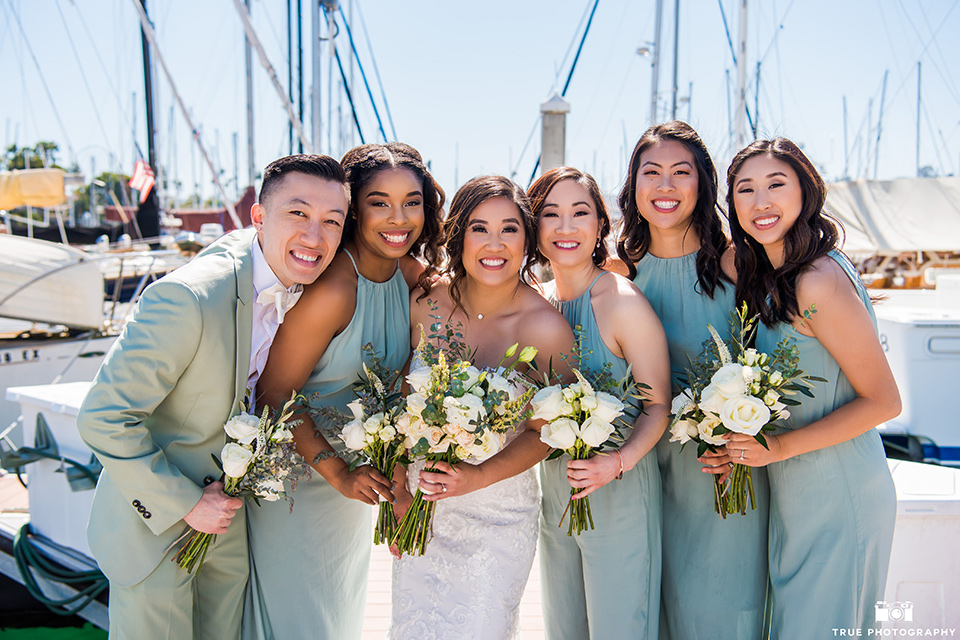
203, 476, 215, 486
132, 499, 141, 507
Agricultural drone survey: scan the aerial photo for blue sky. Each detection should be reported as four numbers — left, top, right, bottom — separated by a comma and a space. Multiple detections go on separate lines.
2, 0, 959, 204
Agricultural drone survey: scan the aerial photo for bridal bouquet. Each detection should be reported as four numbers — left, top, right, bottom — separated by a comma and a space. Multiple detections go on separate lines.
171, 393, 308, 573
391, 322, 538, 556
668, 303, 825, 517
532, 347, 647, 535
319, 345, 407, 545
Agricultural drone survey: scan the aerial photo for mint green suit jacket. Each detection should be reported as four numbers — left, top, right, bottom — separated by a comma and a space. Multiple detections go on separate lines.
78, 229, 256, 587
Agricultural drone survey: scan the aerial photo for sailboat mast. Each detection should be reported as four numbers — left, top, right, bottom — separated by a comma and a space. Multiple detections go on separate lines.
312, 1, 322, 152
139, 0, 157, 170
670, 0, 680, 120
245, 0, 255, 188
916, 61, 922, 177
735, 0, 748, 145
873, 69, 888, 180
650, 0, 664, 125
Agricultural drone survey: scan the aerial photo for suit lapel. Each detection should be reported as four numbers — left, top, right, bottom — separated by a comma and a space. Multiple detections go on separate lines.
232, 233, 255, 415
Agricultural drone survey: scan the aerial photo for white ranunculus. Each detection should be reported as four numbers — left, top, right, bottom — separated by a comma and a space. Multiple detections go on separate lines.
699, 383, 728, 416
711, 363, 749, 398
406, 367, 432, 393
540, 417, 579, 451
671, 388, 695, 416
346, 400, 365, 422
221, 442, 255, 478
697, 415, 726, 446
579, 416, 615, 448
455, 444, 471, 460
340, 420, 367, 451
256, 478, 285, 500
406, 392, 427, 418
591, 392, 624, 424
719, 396, 771, 436
224, 413, 260, 445
531, 386, 569, 422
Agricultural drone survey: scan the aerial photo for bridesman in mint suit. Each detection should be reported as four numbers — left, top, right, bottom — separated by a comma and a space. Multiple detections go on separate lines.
77, 154, 350, 639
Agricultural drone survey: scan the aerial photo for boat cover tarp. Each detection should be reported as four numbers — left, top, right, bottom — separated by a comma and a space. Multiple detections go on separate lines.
0, 169, 66, 209
825, 177, 960, 253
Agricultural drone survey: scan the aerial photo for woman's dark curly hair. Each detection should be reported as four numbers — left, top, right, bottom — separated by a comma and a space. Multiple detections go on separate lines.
340, 142, 445, 291
616, 120, 730, 296
419, 175, 538, 314
527, 166, 611, 268
726, 137, 842, 327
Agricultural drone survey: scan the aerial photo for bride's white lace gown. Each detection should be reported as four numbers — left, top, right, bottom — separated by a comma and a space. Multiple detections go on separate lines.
388, 431, 540, 640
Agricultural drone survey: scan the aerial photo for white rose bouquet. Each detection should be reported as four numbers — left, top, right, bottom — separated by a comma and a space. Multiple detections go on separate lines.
171, 393, 308, 573
391, 321, 538, 556
669, 303, 825, 517
316, 345, 408, 545
532, 363, 644, 536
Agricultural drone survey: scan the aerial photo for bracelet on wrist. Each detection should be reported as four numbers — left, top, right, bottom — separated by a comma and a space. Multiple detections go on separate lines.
615, 449, 624, 481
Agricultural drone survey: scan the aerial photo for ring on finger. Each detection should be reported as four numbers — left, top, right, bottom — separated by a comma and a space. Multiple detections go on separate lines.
728, 461, 734, 468
441, 484, 447, 493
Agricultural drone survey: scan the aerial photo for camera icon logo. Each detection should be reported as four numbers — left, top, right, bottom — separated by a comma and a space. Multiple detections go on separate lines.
875, 601, 914, 622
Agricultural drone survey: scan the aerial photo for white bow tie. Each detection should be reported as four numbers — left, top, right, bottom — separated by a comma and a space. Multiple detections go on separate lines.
256, 282, 303, 323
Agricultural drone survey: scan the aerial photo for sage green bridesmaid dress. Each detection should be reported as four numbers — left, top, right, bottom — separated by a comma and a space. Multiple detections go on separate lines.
756, 250, 895, 638
634, 251, 770, 640
540, 272, 662, 639
243, 250, 410, 640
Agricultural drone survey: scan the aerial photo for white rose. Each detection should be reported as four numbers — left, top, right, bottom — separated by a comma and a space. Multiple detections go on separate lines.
363, 413, 384, 434
763, 389, 780, 407
580, 394, 599, 413
379, 425, 397, 442
719, 396, 771, 436
406, 392, 427, 418
768, 370, 784, 387
670, 388, 695, 416
470, 430, 502, 460
406, 367, 432, 393
339, 420, 367, 451
270, 427, 293, 443
697, 415, 726, 446
224, 413, 260, 445
346, 400, 365, 422
699, 383, 728, 416
540, 417, 579, 450
426, 426, 445, 448
429, 434, 452, 454
742, 348, 760, 366
668, 418, 700, 444
221, 442, 254, 478
531, 386, 569, 422
455, 430, 478, 448
710, 363, 748, 398
256, 478, 285, 500
455, 445, 472, 460
591, 392, 624, 424
579, 416, 615, 448
562, 384, 582, 404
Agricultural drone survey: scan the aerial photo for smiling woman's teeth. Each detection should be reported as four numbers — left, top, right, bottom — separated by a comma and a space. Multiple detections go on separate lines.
381, 232, 409, 243
555, 241, 579, 249
292, 251, 318, 262
653, 199, 679, 210
480, 258, 505, 267
754, 215, 779, 229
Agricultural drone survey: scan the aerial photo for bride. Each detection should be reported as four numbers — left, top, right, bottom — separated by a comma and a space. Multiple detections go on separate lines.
389, 175, 575, 640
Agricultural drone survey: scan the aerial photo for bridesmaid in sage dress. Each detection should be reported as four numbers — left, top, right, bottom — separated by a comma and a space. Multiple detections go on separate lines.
724, 138, 898, 638
245, 143, 444, 639
610, 121, 770, 640
529, 167, 670, 639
